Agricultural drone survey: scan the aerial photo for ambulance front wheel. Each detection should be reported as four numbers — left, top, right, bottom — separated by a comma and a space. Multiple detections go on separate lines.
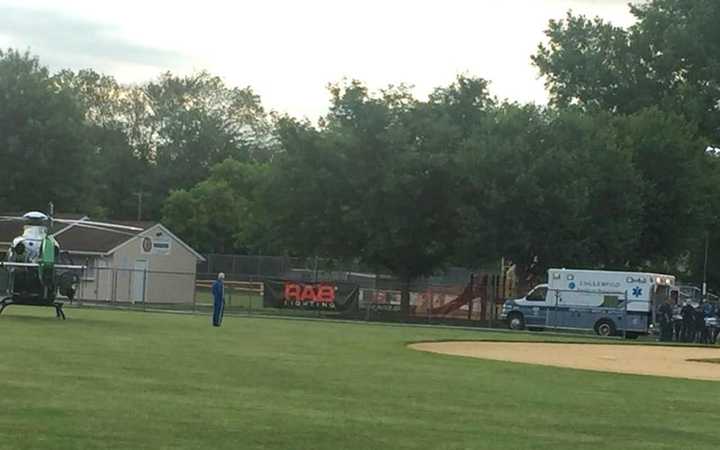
595, 319, 616, 337
508, 312, 525, 331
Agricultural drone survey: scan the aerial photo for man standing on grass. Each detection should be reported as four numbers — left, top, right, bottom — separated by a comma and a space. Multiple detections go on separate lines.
212, 272, 225, 327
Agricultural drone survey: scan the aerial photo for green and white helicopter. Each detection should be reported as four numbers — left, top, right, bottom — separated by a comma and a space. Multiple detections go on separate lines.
0, 204, 141, 319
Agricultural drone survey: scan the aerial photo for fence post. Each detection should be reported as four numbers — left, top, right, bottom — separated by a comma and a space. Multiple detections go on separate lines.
427, 289, 432, 324
553, 289, 569, 331
364, 290, 372, 322
192, 271, 197, 313
112, 268, 117, 304
480, 277, 487, 323
486, 275, 492, 326
143, 268, 148, 304
128, 269, 133, 304
490, 275, 498, 328
77, 266, 85, 304
142, 270, 147, 312
545, 289, 551, 330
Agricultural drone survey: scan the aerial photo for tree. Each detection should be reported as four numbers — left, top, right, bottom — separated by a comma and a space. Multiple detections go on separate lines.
532, 14, 650, 113
630, 0, 720, 145
688, 151, 720, 288
0, 49, 94, 212
135, 72, 275, 218
53, 69, 150, 219
613, 108, 707, 268
455, 104, 645, 284
532, 1, 720, 145
267, 81, 465, 314
162, 159, 270, 254
162, 180, 243, 254
533, 0, 720, 283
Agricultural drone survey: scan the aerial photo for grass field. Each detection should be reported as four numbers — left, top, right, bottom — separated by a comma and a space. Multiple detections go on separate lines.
1, 307, 718, 450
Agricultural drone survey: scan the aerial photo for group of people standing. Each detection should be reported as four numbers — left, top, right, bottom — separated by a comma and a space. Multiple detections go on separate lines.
658, 293, 719, 343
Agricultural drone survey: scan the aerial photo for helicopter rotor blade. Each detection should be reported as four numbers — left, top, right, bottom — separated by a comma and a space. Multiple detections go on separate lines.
0, 262, 39, 268
52, 222, 141, 237
53, 219, 144, 232
0, 262, 86, 270
54, 264, 87, 270
0, 216, 27, 222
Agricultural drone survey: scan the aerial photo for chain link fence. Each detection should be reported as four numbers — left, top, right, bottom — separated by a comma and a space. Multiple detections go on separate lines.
197, 254, 483, 286
1, 264, 506, 327
192, 254, 505, 325
3, 263, 719, 341
192, 272, 505, 325
3, 253, 720, 342
73, 267, 196, 309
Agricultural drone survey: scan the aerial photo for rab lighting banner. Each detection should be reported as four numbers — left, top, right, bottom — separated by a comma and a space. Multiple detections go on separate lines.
263, 279, 359, 312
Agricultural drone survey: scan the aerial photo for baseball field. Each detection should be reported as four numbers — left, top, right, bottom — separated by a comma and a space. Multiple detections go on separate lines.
1, 307, 718, 450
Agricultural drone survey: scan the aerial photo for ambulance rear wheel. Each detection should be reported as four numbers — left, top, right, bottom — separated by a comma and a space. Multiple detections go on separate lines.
508, 313, 525, 331
595, 319, 616, 337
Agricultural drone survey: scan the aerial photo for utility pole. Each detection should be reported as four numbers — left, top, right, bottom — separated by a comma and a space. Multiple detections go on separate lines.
133, 192, 144, 221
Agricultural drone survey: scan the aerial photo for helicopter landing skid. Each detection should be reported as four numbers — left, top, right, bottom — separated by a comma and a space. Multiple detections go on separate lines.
0, 297, 66, 320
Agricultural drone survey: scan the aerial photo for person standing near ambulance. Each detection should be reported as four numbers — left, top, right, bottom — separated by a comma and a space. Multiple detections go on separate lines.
212, 272, 225, 327
657, 297, 674, 342
681, 301, 695, 342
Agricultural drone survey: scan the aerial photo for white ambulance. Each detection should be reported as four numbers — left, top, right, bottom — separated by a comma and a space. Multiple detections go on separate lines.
501, 268, 675, 337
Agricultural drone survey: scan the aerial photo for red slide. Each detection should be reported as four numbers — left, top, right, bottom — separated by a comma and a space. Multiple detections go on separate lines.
429, 275, 486, 316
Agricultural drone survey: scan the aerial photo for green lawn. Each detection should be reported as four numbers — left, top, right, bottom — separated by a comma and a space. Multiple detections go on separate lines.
0, 307, 718, 450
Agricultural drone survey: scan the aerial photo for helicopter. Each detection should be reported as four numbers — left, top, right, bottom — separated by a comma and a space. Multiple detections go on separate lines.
0, 204, 142, 319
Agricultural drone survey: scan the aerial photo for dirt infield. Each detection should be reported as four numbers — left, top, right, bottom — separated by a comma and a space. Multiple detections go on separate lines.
410, 341, 720, 381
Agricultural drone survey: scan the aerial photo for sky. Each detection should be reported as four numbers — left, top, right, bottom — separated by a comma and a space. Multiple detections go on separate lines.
0, 0, 639, 120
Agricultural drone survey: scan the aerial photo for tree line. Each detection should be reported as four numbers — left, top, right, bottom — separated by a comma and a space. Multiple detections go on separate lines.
1, 0, 719, 309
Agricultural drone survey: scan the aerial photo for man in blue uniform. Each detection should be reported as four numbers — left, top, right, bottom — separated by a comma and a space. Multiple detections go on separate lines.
212, 272, 225, 327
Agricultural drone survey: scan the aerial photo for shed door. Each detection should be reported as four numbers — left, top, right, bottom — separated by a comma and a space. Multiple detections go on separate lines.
133, 260, 148, 303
